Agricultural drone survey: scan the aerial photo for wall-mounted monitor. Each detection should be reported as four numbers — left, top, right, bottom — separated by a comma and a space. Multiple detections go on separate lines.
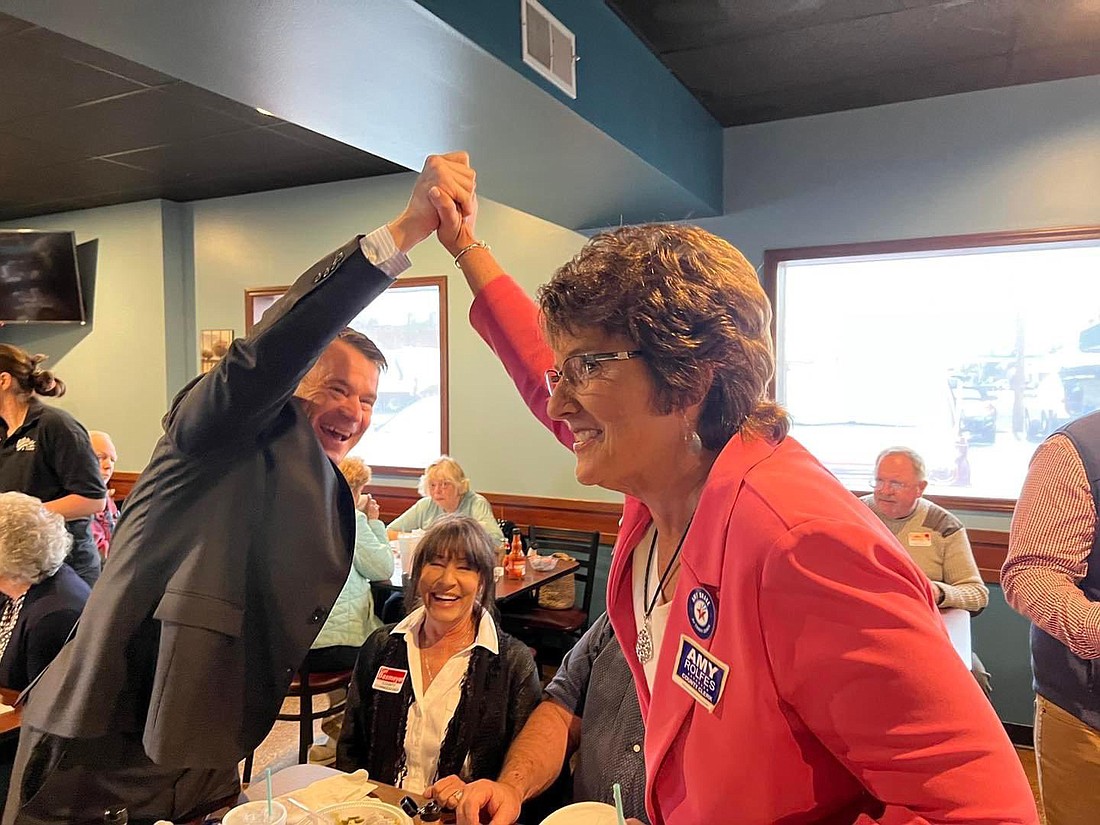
0, 230, 86, 324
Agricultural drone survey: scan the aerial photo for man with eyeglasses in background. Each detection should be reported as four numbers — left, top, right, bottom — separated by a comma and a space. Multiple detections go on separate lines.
862, 446, 992, 692
863, 447, 988, 613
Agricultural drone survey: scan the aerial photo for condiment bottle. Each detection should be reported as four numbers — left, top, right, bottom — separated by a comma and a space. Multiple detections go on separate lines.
508, 529, 526, 579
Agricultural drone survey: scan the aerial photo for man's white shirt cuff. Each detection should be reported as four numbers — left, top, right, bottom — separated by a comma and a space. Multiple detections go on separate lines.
359, 226, 411, 279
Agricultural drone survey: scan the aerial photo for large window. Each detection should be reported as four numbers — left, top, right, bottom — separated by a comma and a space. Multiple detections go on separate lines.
763, 227, 1100, 509
246, 276, 448, 476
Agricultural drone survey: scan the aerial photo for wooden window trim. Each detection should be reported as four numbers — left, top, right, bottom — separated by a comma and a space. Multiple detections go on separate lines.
244, 276, 449, 477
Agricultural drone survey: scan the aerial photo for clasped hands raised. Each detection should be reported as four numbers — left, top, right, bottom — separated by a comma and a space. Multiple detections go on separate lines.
387, 152, 479, 257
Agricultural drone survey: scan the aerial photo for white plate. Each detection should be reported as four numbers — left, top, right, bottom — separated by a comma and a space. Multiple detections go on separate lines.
314, 800, 412, 825
539, 801, 619, 825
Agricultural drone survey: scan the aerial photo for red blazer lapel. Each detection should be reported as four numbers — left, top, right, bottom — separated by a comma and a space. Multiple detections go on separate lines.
643, 434, 779, 815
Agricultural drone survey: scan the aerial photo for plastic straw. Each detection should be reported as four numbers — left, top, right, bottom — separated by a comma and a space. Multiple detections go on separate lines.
612, 782, 626, 825
266, 767, 273, 819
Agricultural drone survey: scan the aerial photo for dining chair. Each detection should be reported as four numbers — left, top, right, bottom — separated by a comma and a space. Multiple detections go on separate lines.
500, 525, 601, 650
241, 661, 353, 784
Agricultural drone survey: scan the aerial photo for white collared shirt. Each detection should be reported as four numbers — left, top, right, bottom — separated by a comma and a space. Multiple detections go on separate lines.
358, 225, 411, 278
390, 606, 499, 793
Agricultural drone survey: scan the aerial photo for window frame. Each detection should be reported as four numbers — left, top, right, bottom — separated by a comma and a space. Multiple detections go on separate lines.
761, 224, 1100, 513
244, 275, 449, 477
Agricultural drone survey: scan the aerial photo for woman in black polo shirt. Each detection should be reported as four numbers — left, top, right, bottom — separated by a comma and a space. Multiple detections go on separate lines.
0, 345, 106, 586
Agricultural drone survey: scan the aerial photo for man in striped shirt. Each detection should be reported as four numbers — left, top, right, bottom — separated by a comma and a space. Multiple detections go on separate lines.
1003, 414, 1100, 825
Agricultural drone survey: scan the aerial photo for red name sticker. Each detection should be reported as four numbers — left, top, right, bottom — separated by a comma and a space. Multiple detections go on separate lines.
372, 666, 408, 694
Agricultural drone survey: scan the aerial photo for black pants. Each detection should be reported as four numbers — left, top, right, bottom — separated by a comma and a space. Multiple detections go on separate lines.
2, 725, 239, 825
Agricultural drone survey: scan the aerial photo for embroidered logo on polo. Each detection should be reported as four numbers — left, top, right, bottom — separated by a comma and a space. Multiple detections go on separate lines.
672, 635, 728, 712
15, 437, 35, 452
372, 666, 407, 694
687, 587, 716, 639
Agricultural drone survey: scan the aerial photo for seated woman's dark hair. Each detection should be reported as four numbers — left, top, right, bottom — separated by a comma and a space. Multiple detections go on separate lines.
403, 515, 497, 622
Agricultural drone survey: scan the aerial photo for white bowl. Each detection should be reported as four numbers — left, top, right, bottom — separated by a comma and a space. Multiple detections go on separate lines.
539, 801, 619, 825
314, 800, 412, 825
529, 556, 559, 572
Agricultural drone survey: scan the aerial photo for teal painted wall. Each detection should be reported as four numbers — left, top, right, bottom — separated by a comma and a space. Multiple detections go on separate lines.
413, 0, 722, 213
975, 585, 1035, 726
0, 202, 175, 471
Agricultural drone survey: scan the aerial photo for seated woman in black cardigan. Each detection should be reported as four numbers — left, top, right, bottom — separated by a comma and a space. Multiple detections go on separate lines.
336, 515, 540, 806
0, 492, 90, 691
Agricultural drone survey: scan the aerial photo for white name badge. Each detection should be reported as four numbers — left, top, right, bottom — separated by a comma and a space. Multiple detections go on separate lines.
672, 635, 729, 713
372, 666, 408, 694
908, 531, 933, 547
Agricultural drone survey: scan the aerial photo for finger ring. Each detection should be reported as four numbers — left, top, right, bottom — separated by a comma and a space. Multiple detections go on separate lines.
449, 789, 464, 802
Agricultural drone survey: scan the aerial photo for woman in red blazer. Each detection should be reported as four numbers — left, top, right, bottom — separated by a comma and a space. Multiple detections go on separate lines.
431, 188, 1037, 825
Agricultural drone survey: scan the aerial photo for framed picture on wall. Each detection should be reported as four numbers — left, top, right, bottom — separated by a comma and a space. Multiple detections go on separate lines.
245, 277, 449, 476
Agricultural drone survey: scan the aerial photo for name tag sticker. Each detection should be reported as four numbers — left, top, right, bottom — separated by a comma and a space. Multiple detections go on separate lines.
672, 635, 728, 713
372, 666, 407, 694
908, 531, 933, 547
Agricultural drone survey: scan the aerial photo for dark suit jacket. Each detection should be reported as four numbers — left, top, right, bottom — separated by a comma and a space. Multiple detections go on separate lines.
22, 238, 392, 768
0, 564, 89, 692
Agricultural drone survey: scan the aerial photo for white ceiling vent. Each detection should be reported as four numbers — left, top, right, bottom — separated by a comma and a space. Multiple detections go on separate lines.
521, 0, 577, 99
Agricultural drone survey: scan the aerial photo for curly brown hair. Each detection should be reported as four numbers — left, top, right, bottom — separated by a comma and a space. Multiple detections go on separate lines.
538, 224, 788, 450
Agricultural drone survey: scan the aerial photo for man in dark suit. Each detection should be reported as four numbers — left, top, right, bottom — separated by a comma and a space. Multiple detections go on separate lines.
3, 153, 477, 825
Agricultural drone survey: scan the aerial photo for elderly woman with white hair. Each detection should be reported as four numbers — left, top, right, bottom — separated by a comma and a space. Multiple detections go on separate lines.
388, 456, 503, 543
0, 491, 90, 691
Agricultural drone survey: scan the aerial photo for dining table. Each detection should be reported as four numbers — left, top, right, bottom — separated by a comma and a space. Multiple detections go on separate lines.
239, 766, 443, 823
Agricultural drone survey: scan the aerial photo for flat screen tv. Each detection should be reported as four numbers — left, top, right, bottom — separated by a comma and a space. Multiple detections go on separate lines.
0, 230, 86, 324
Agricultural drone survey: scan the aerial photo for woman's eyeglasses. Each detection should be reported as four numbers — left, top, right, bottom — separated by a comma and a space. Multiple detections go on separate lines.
544, 350, 643, 394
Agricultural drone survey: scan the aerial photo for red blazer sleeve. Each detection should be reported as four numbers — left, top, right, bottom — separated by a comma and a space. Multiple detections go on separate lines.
759, 521, 1039, 825
468, 275, 575, 450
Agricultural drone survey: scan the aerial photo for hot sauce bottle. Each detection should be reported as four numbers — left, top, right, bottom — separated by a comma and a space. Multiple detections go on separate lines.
507, 529, 526, 579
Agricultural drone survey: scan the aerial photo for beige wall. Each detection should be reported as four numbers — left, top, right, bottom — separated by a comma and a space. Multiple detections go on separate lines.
0, 201, 171, 471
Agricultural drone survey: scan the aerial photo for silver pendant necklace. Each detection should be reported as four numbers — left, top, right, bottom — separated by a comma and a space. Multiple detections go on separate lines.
636, 518, 693, 664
